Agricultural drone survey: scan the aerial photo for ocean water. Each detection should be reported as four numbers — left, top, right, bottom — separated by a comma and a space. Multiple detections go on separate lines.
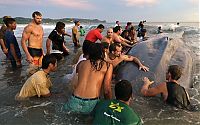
0, 22, 199, 125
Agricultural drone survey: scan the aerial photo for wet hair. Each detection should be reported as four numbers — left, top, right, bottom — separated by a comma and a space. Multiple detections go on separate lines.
55, 22, 65, 33
82, 40, 94, 56
42, 54, 57, 69
113, 26, 121, 33
130, 26, 135, 31
109, 42, 121, 53
168, 65, 182, 80
115, 80, 133, 101
80, 26, 83, 28
89, 43, 105, 71
32, 11, 42, 18
101, 42, 109, 50
121, 30, 129, 38
97, 24, 104, 29
5, 18, 16, 27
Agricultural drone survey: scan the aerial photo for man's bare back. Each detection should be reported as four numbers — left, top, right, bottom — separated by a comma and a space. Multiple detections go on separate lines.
73, 60, 113, 99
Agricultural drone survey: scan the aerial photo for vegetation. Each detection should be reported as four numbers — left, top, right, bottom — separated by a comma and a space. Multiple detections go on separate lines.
0, 17, 106, 24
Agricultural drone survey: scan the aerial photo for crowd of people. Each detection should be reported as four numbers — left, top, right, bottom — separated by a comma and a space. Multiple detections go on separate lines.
0, 11, 191, 124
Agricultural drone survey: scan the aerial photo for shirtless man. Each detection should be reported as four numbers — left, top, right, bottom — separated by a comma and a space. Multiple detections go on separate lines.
102, 28, 113, 44
21, 11, 44, 75
141, 65, 191, 109
107, 42, 149, 72
72, 20, 81, 47
113, 26, 133, 47
64, 43, 113, 114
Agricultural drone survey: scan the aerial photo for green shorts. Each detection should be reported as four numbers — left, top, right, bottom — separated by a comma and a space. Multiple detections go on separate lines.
64, 94, 99, 114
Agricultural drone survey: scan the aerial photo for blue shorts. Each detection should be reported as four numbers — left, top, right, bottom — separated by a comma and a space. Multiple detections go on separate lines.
64, 94, 99, 114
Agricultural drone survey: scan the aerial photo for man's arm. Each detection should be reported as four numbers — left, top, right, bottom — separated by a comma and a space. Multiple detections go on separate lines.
10, 43, 21, 65
21, 26, 33, 63
103, 64, 113, 99
64, 32, 71, 37
141, 77, 165, 96
119, 36, 133, 47
0, 39, 8, 54
46, 38, 51, 55
123, 55, 149, 72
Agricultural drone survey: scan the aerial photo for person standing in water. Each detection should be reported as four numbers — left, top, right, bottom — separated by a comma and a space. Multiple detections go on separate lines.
72, 20, 81, 47
21, 11, 44, 76
79, 26, 86, 36
46, 22, 69, 61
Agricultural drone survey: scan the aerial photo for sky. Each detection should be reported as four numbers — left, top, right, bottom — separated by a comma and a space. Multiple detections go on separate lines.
0, 0, 199, 22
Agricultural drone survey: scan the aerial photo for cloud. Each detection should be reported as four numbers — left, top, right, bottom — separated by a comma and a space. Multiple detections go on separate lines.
48, 0, 94, 10
0, 0, 94, 10
121, 0, 158, 7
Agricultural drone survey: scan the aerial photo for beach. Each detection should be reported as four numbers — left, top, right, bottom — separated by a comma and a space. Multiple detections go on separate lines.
0, 22, 200, 125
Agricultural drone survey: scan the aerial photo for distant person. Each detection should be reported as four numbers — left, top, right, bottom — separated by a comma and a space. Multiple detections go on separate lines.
157, 26, 163, 34
72, 20, 81, 47
129, 26, 137, 44
114, 21, 120, 27
15, 54, 57, 100
21, 11, 44, 76
140, 29, 148, 41
125, 22, 132, 30
79, 26, 86, 36
108, 42, 149, 72
64, 43, 113, 114
121, 30, 131, 41
85, 24, 104, 43
0, 16, 11, 57
102, 28, 113, 44
137, 21, 145, 38
141, 65, 191, 109
177, 22, 180, 25
4, 18, 22, 69
46, 22, 69, 61
93, 80, 142, 125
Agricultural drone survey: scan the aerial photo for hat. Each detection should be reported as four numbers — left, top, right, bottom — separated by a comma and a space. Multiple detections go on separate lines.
73, 19, 80, 24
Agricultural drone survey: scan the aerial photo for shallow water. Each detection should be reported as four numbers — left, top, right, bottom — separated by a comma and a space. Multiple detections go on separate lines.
0, 23, 199, 125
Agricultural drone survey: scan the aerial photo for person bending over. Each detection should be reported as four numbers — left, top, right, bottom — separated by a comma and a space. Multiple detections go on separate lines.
15, 54, 57, 100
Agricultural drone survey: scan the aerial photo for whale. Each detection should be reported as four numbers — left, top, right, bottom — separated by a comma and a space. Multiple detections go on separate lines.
115, 35, 193, 95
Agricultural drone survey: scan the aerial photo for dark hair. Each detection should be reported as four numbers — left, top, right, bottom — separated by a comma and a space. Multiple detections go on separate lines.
109, 42, 121, 53
42, 54, 57, 69
89, 43, 105, 71
55, 22, 65, 33
97, 24, 104, 29
130, 26, 135, 31
168, 65, 182, 80
115, 80, 133, 101
121, 30, 129, 38
101, 42, 109, 50
80, 26, 83, 28
127, 22, 132, 26
3, 16, 11, 24
113, 26, 121, 33
82, 40, 94, 56
32, 11, 42, 18
5, 18, 16, 27
116, 21, 119, 24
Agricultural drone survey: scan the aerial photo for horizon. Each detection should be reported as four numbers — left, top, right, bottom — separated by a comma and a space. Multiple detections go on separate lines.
0, 0, 199, 22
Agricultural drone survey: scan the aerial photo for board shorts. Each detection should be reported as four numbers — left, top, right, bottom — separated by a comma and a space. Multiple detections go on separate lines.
64, 94, 99, 114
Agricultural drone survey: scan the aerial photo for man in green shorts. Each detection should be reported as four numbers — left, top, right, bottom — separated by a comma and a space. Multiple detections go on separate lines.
93, 80, 142, 125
